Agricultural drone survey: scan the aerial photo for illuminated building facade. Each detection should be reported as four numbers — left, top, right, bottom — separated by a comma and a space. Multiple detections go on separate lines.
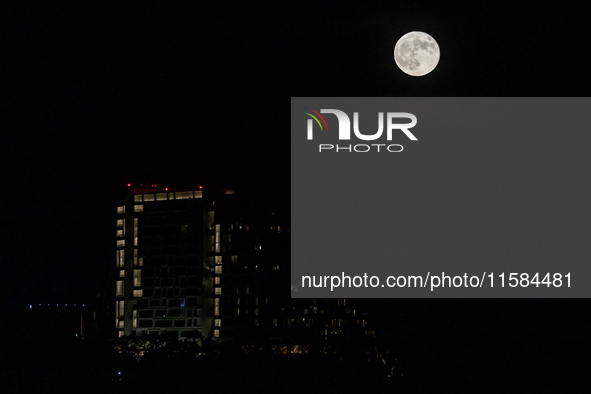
114, 185, 288, 339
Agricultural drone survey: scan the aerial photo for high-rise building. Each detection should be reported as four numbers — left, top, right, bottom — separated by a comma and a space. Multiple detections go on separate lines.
114, 184, 289, 339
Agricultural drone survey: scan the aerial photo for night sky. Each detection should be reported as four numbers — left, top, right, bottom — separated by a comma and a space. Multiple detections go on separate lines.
2, 0, 591, 385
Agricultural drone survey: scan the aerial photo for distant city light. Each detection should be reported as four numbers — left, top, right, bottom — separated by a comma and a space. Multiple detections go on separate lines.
29, 304, 32, 309
127, 183, 131, 187
165, 188, 168, 191
199, 186, 203, 189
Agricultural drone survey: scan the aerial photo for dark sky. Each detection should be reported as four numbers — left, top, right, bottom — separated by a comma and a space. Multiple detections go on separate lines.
2, 2, 591, 370
289, 1, 591, 96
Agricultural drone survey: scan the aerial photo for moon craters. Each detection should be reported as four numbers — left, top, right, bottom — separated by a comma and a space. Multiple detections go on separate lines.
394, 32, 440, 77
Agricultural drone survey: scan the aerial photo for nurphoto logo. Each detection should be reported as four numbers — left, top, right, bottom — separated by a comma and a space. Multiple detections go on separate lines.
303, 108, 418, 153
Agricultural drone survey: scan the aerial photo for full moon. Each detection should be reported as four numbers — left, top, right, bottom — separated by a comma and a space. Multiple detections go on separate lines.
394, 31, 440, 76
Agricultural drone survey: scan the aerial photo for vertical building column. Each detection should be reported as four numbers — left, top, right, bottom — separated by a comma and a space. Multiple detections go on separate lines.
123, 194, 135, 336
201, 209, 215, 338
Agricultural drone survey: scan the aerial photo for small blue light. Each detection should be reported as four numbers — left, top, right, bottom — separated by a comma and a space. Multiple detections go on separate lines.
29, 304, 32, 309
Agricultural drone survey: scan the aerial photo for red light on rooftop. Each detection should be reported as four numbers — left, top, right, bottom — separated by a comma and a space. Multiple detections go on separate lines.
199, 186, 203, 189
165, 188, 168, 191
127, 183, 131, 187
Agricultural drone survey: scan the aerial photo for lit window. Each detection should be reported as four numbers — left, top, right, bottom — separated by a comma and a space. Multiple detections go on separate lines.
116, 281, 124, 297
231, 255, 237, 263
133, 310, 138, 328
134, 204, 143, 212
215, 256, 222, 265
119, 270, 124, 278
215, 277, 220, 285
117, 219, 124, 228
116, 229, 123, 238
214, 319, 221, 327
194, 190, 203, 198
214, 329, 220, 338
117, 240, 125, 247
133, 269, 141, 287
225, 190, 235, 195
215, 288, 222, 295
133, 289, 143, 297
138, 257, 143, 267
134, 194, 142, 202
175, 191, 193, 200
273, 318, 278, 326
237, 298, 240, 305
255, 308, 259, 316
133, 249, 138, 266
215, 225, 220, 253
143, 194, 155, 202
117, 250, 124, 267
215, 266, 222, 274
214, 306, 219, 316
117, 206, 125, 214
118, 321, 124, 329
156, 192, 167, 201
116, 300, 124, 317
134, 218, 138, 246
